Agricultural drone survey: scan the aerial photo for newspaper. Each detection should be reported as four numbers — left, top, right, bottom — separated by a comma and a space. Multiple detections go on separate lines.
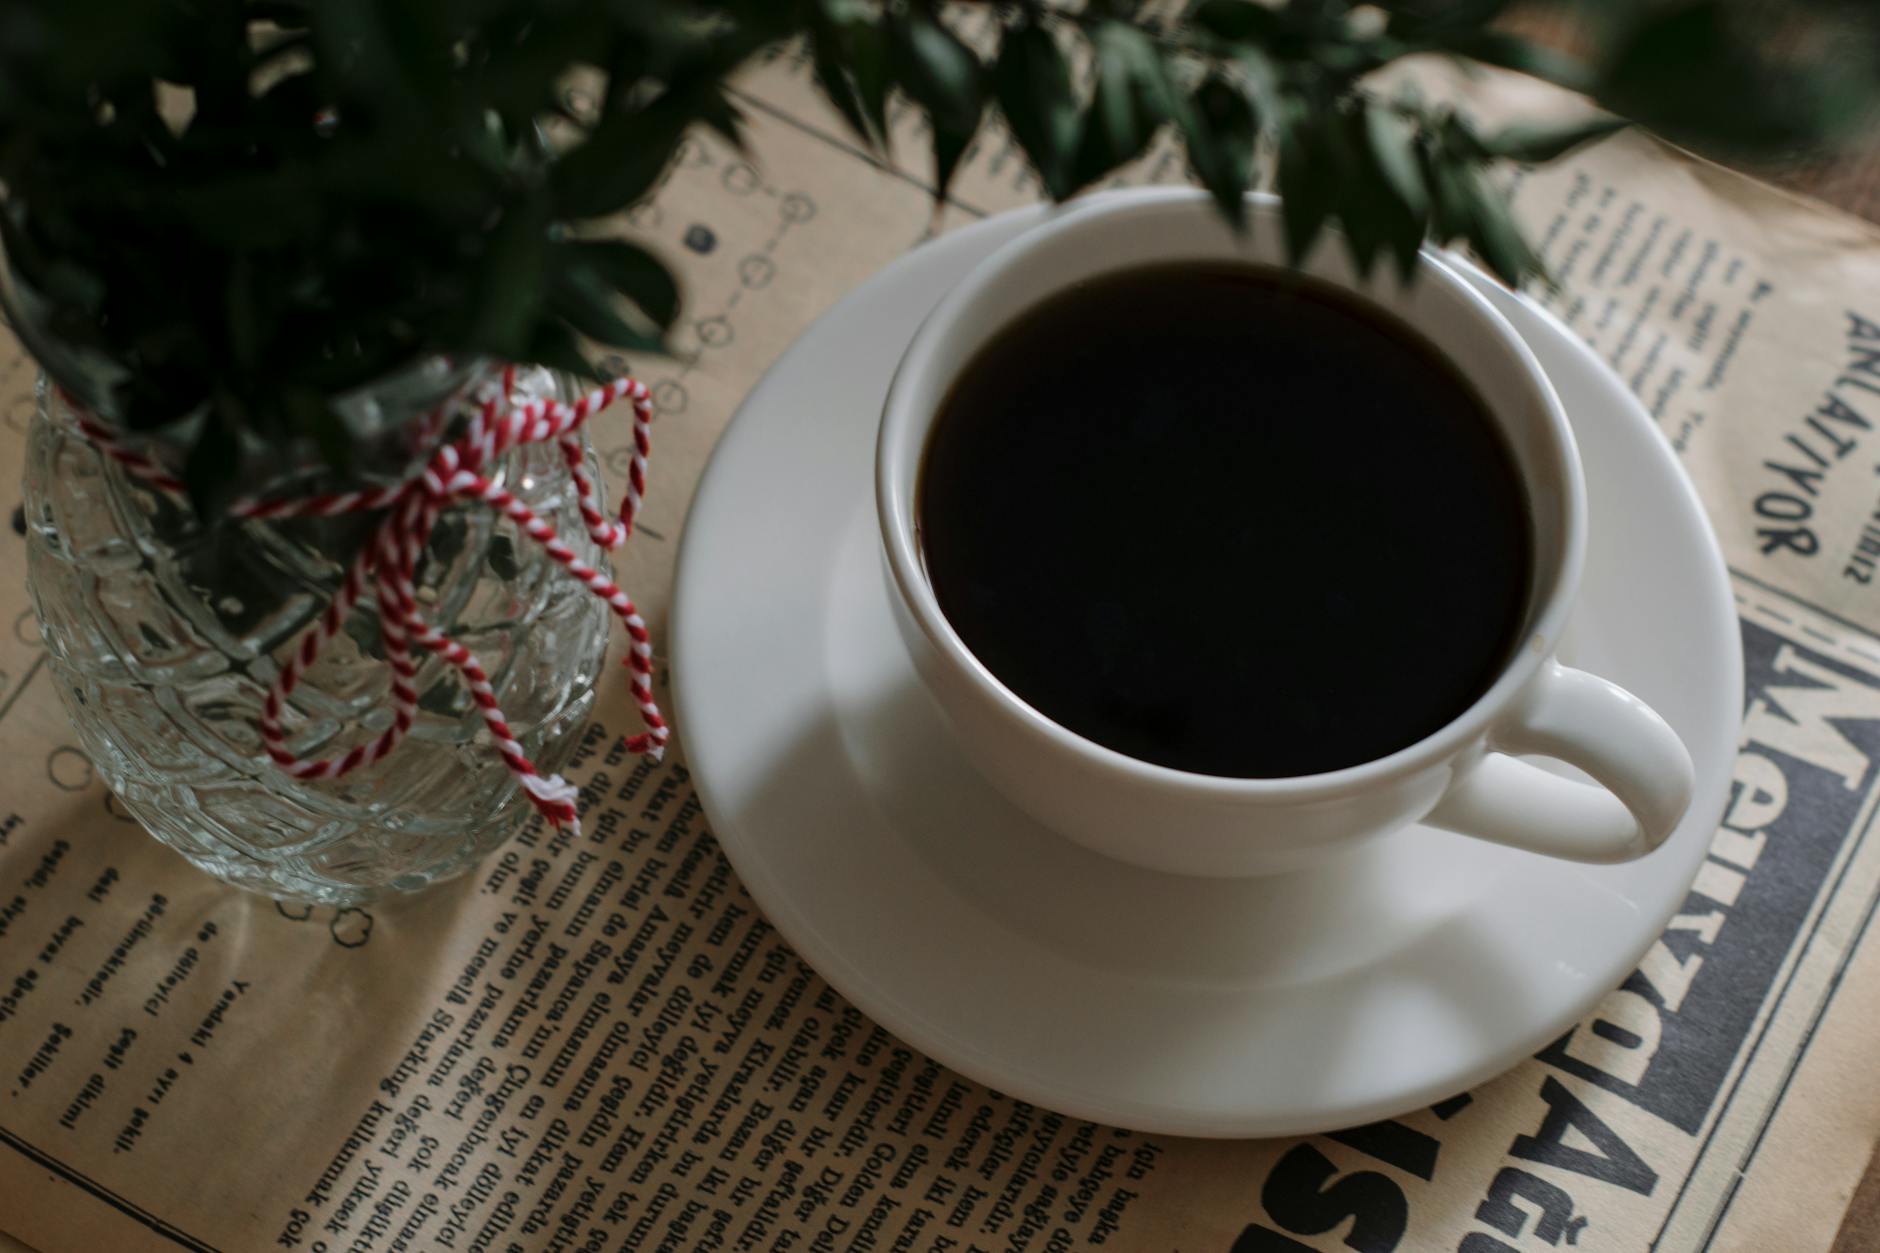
5, 42, 1880, 1252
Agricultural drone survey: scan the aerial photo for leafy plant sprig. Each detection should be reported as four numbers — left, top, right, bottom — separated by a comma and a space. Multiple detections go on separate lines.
0, 0, 1869, 512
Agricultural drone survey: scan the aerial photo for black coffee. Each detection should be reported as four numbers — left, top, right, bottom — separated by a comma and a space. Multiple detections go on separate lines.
917, 262, 1532, 778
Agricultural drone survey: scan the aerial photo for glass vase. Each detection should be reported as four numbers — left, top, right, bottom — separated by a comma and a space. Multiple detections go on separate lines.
20, 361, 613, 905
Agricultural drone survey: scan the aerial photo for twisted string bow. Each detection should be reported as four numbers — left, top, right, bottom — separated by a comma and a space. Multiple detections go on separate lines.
74, 365, 667, 832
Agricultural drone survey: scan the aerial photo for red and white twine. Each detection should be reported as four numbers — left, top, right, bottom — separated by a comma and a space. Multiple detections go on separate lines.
72, 365, 667, 832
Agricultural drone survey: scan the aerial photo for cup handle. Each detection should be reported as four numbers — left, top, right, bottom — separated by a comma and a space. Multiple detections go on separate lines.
1424, 660, 1696, 863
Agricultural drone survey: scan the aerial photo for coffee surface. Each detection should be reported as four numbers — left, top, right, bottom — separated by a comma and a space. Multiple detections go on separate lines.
918, 262, 1533, 778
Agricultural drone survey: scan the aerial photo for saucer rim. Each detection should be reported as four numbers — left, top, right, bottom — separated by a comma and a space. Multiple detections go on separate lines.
670, 204, 1742, 1137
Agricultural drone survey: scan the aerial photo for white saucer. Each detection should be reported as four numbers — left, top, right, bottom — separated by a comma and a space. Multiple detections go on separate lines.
671, 206, 1741, 1138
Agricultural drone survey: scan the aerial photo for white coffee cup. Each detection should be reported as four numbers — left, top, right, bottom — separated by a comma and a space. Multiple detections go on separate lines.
874, 188, 1696, 878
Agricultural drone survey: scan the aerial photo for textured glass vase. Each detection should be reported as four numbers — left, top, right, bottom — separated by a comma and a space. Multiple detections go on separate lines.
21, 362, 612, 905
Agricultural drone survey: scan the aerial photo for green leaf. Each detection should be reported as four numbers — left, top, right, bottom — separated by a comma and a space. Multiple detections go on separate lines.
373, 4, 458, 104
1482, 115, 1626, 163
526, 319, 600, 382
889, 11, 983, 137
1187, 0, 1285, 43
551, 80, 726, 218
1361, 102, 1427, 220
1461, 175, 1541, 287
311, 0, 424, 120
551, 110, 679, 218
1385, 206, 1426, 282
699, 91, 748, 153
225, 260, 260, 371
1071, 22, 1172, 189
1277, 100, 1333, 263
246, 2, 314, 28
466, 204, 548, 359
1231, 44, 1281, 121
927, 124, 977, 208
1436, 112, 1490, 163
549, 265, 664, 353
1422, 146, 1475, 243
41, 259, 106, 318
811, 10, 891, 149
888, 9, 985, 198
887, 9, 992, 200
812, 38, 872, 146
815, 0, 873, 18
563, 239, 680, 330
1184, 75, 1256, 228
848, 31, 893, 149
1421, 152, 1542, 287
1344, 99, 1431, 282
994, 22, 1080, 199
1333, 110, 1386, 279
1383, 0, 1514, 39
